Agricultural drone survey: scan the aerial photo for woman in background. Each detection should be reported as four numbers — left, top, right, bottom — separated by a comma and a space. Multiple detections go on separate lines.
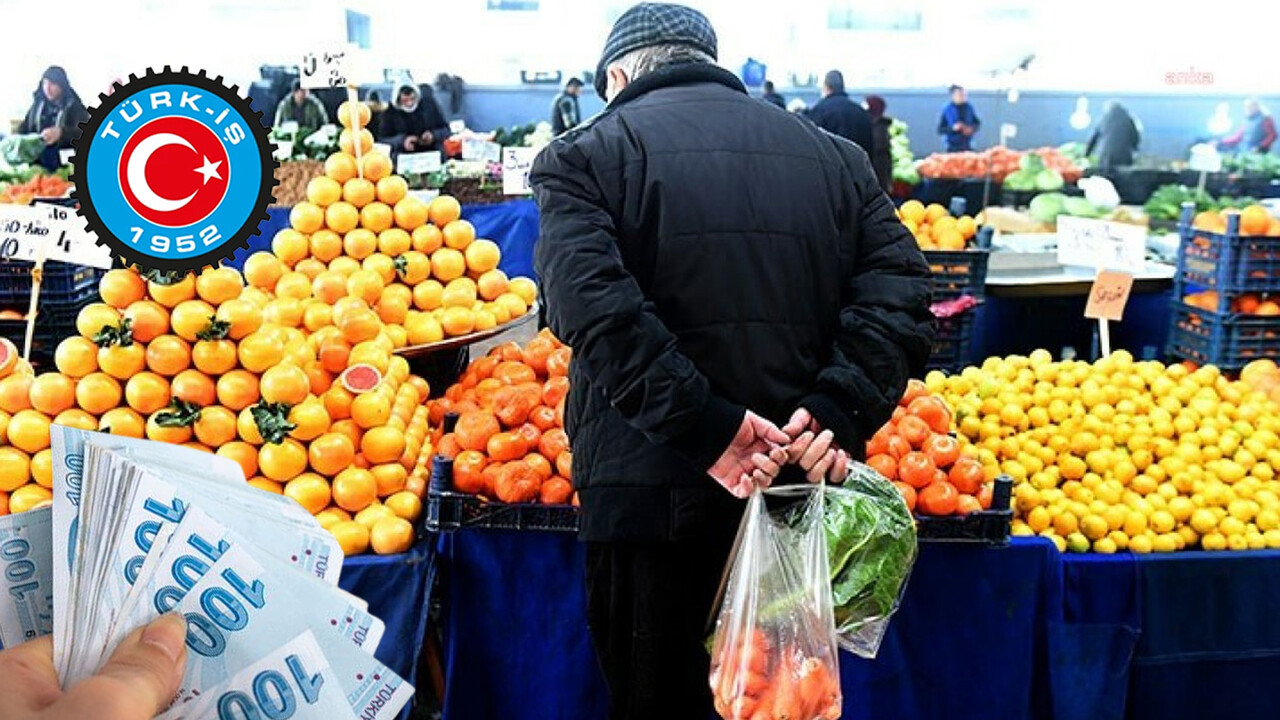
18, 66, 88, 170
866, 95, 893, 193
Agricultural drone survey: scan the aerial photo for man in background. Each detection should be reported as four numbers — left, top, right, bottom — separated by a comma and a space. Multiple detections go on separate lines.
378, 83, 451, 157
1218, 98, 1277, 153
531, 3, 934, 717
273, 80, 328, 134
761, 80, 785, 109
938, 84, 980, 152
806, 69, 873, 152
1087, 101, 1141, 170
551, 77, 584, 134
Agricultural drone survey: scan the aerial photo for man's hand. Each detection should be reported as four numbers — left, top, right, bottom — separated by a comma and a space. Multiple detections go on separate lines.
420, 131, 434, 146
781, 408, 850, 483
40, 127, 62, 146
403, 136, 418, 152
0, 614, 187, 719
709, 411, 790, 498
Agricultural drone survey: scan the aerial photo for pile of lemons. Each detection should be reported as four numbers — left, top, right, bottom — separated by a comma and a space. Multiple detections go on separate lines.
927, 350, 1280, 553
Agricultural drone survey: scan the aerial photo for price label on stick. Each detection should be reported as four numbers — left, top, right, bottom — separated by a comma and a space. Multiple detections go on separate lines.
299, 48, 349, 89
0, 204, 113, 270
502, 147, 537, 195
1057, 216, 1147, 274
1085, 270, 1134, 322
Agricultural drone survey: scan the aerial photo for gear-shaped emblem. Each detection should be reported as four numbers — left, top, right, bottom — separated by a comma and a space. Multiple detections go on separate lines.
71, 67, 277, 272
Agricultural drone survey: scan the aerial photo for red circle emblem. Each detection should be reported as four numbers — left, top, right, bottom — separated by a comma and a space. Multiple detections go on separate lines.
118, 116, 229, 228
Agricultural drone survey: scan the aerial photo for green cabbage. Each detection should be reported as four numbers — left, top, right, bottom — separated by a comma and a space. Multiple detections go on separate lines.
1034, 169, 1065, 191
1029, 192, 1068, 223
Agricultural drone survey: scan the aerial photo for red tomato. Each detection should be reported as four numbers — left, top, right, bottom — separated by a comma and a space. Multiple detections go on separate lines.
924, 434, 961, 469
898, 452, 936, 490
917, 481, 959, 516
949, 457, 986, 495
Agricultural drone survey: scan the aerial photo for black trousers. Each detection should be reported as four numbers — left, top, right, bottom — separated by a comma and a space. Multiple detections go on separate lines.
585, 532, 738, 720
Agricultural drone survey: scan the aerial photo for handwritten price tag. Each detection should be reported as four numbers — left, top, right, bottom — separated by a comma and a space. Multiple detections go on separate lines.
397, 151, 442, 175
299, 49, 348, 89
1084, 270, 1134, 321
0, 204, 113, 270
1057, 215, 1147, 274
502, 147, 537, 196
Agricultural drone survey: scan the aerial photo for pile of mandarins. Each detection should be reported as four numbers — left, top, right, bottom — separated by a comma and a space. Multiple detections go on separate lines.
0, 100, 537, 556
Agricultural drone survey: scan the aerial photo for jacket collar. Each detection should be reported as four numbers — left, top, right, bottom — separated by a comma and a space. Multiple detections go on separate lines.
608, 63, 746, 109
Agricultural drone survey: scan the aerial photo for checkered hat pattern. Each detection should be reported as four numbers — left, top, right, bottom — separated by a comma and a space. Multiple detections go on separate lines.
594, 3, 718, 96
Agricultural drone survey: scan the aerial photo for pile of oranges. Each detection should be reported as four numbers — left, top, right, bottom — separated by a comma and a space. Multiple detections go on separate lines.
0, 100, 534, 556
895, 200, 978, 251
1183, 290, 1280, 316
429, 331, 576, 506
931, 351, 1280, 553
1191, 204, 1280, 237
865, 379, 994, 516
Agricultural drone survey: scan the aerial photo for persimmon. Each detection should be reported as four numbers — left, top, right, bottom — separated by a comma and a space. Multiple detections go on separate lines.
452, 450, 488, 495
893, 481, 917, 511
493, 386, 535, 427
540, 477, 573, 505
529, 405, 558, 432
436, 433, 462, 460
517, 422, 542, 450
494, 462, 540, 503
976, 482, 994, 509
539, 428, 570, 462
555, 451, 572, 479
900, 378, 930, 407
524, 453, 553, 481
521, 337, 555, 376
957, 494, 983, 514
542, 376, 570, 409
487, 431, 528, 462
546, 347, 571, 377
493, 361, 536, 386
474, 378, 503, 409
455, 411, 500, 452
865, 426, 894, 457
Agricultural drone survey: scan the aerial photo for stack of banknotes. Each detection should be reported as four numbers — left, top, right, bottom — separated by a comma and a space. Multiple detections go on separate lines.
0, 425, 413, 719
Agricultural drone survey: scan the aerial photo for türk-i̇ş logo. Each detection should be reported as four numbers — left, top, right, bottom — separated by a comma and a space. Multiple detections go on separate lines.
72, 67, 277, 271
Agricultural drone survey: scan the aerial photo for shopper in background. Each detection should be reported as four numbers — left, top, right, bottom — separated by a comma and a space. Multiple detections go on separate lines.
866, 94, 893, 192
273, 80, 329, 134
378, 83, 451, 157
531, 3, 934, 717
761, 80, 785, 109
1086, 101, 1141, 170
1218, 98, 1277, 153
937, 84, 981, 152
550, 77, 584, 134
0, 614, 187, 720
18, 66, 87, 170
806, 69, 873, 151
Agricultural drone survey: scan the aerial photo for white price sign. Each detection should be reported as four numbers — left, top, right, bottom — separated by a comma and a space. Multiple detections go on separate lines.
1056, 215, 1147, 274
0, 204, 113, 270
462, 138, 503, 163
299, 48, 349, 89
397, 151, 441, 175
502, 147, 537, 196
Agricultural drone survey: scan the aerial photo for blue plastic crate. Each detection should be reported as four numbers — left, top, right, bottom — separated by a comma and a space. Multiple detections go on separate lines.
1166, 301, 1280, 370
927, 309, 977, 373
924, 249, 990, 302
0, 260, 103, 307
1175, 205, 1280, 295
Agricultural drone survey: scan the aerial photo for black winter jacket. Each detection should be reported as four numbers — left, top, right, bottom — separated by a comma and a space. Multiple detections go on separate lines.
807, 92, 874, 154
531, 63, 934, 543
377, 85, 450, 155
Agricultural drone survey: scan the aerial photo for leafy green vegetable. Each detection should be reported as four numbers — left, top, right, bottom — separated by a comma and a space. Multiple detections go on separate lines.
1143, 184, 1259, 222
1, 135, 45, 165
1034, 169, 1065, 191
784, 465, 917, 657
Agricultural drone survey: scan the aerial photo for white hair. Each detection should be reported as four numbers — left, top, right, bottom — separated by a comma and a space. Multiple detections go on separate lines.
610, 43, 715, 84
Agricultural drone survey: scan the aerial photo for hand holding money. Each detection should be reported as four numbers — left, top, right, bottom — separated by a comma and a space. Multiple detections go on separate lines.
0, 614, 186, 720
0, 427, 414, 720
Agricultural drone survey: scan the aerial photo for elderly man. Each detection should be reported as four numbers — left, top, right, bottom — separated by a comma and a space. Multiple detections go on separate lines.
531, 3, 934, 717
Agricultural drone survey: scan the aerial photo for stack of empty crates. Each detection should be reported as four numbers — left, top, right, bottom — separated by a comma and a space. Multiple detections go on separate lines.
924, 248, 990, 373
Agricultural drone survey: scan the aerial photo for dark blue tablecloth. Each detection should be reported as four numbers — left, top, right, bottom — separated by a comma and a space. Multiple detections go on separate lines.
228, 200, 541, 281
434, 533, 1280, 720
339, 541, 436, 720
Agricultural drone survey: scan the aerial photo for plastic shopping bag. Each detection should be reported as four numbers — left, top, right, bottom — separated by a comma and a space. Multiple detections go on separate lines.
817, 463, 918, 659
708, 486, 842, 720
